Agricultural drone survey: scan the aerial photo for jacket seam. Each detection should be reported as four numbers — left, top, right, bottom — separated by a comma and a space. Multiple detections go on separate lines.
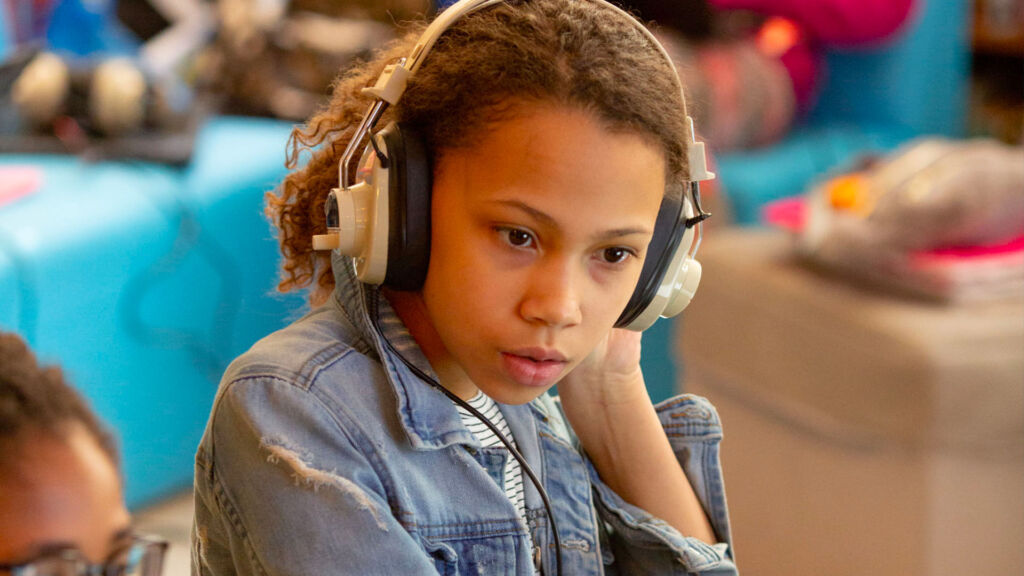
206, 343, 355, 467
208, 463, 270, 576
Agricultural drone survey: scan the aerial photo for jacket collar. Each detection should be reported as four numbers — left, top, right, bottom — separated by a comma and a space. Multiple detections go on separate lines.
330, 253, 477, 450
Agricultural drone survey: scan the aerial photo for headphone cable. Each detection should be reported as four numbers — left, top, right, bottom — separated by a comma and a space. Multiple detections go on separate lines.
370, 304, 563, 576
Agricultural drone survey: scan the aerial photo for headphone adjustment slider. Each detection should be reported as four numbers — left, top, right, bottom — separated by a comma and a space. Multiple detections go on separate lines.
361, 61, 411, 105
686, 116, 716, 182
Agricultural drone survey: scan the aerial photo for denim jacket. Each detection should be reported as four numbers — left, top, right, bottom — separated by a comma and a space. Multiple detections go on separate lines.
192, 257, 737, 575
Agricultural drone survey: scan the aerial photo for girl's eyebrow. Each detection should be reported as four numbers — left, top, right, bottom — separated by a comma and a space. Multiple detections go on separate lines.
5, 526, 133, 567
488, 199, 653, 240
489, 199, 557, 228
5, 541, 77, 564
7, 524, 132, 561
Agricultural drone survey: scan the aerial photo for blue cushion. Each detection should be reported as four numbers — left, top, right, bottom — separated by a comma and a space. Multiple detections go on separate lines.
809, 0, 972, 137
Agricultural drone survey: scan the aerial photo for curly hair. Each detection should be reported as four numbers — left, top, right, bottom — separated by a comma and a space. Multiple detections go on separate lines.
0, 332, 119, 470
268, 0, 693, 306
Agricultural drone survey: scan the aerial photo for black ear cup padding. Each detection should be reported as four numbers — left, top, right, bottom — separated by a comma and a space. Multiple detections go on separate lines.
615, 195, 687, 328
380, 122, 433, 291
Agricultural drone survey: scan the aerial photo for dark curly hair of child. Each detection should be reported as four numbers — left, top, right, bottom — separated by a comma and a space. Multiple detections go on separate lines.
0, 332, 118, 469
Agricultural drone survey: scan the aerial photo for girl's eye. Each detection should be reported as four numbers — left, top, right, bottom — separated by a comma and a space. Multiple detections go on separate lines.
500, 227, 535, 248
601, 247, 633, 264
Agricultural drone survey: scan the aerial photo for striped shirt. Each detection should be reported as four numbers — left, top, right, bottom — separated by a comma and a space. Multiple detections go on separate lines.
455, 392, 528, 525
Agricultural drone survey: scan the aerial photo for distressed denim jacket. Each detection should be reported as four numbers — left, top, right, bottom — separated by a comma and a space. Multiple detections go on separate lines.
192, 257, 737, 575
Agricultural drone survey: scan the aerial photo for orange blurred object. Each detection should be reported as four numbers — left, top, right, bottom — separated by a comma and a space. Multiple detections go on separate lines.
826, 172, 870, 212
756, 17, 802, 58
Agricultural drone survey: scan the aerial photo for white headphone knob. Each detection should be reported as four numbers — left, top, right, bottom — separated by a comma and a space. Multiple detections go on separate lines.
313, 170, 390, 285
312, 233, 340, 250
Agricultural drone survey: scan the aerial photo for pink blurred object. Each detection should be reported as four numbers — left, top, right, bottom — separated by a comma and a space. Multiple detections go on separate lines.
917, 235, 1024, 262
762, 191, 1024, 302
764, 195, 1024, 259
0, 166, 44, 208
711, 0, 916, 111
710, 0, 916, 45
762, 196, 806, 232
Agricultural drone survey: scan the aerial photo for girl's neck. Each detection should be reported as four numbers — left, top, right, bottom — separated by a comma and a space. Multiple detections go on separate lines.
383, 288, 479, 400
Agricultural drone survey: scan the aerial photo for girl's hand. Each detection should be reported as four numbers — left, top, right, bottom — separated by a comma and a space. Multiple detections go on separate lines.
558, 328, 648, 453
559, 328, 649, 407
557, 327, 718, 545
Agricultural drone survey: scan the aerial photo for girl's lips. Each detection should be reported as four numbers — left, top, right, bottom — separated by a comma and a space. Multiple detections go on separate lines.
500, 352, 567, 388
508, 347, 567, 362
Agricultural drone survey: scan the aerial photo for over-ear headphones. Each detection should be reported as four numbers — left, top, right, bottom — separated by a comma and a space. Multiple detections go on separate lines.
312, 0, 715, 331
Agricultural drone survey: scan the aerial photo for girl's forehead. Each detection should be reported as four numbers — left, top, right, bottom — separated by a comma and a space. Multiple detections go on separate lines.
432, 102, 666, 229
450, 102, 663, 162
439, 99, 665, 159
0, 428, 129, 562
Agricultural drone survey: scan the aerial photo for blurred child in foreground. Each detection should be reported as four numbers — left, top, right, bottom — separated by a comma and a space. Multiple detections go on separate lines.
0, 332, 166, 576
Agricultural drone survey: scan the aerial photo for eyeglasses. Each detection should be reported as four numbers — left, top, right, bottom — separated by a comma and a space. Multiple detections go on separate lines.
0, 535, 167, 576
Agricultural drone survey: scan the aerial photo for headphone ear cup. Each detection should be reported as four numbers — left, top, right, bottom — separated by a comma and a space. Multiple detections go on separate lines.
615, 192, 702, 331
378, 122, 432, 291
616, 195, 683, 329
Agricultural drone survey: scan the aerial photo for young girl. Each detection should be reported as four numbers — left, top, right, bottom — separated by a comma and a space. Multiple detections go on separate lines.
192, 0, 735, 574
0, 332, 167, 576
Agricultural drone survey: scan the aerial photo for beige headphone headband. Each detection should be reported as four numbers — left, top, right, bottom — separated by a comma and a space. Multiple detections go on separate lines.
403, 0, 684, 96
348, 0, 714, 186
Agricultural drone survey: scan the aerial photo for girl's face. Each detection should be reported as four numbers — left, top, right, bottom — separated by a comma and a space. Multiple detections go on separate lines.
417, 102, 665, 404
0, 425, 131, 567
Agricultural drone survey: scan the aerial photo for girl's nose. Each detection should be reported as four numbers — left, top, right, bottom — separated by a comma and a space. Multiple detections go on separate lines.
518, 260, 583, 329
